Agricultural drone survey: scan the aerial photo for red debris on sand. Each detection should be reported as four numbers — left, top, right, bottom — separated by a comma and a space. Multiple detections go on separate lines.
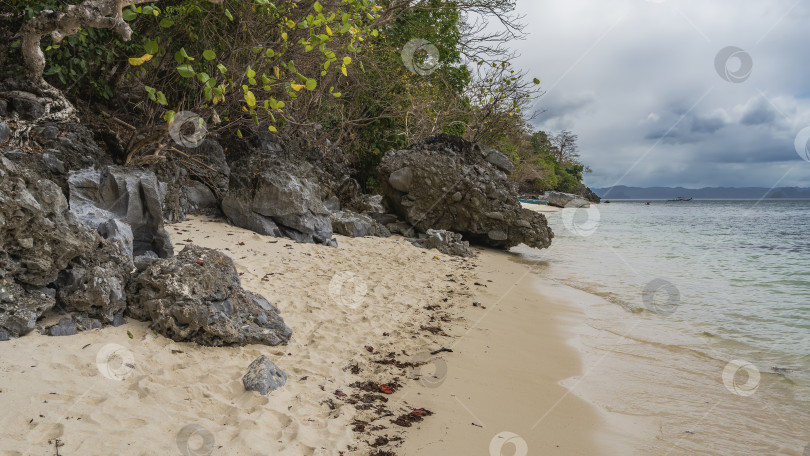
411, 409, 426, 417
238, 242, 245, 245
380, 384, 393, 395
195, 259, 204, 266
365, 346, 374, 353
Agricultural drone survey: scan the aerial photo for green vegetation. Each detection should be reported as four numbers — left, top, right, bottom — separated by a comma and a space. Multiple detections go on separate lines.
1, 0, 590, 193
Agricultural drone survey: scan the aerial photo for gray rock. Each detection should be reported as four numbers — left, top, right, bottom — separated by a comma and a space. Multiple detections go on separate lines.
45, 317, 78, 337
539, 191, 590, 208
0, 282, 56, 338
133, 251, 159, 272
126, 245, 292, 347
0, 100, 7, 117
413, 229, 474, 257
42, 152, 66, 174
3, 149, 22, 160
388, 167, 413, 192
10, 94, 45, 120
0, 121, 9, 144
481, 147, 514, 174
184, 180, 217, 211
224, 155, 332, 244
331, 211, 391, 238
68, 166, 173, 258
243, 355, 287, 395
378, 135, 553, 250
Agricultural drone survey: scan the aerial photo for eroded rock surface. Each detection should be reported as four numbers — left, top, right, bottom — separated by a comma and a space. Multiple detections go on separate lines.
378, 135, 553, 250
126, 245, 292, 347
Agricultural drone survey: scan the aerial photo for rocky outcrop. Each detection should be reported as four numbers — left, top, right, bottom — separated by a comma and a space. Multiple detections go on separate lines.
126, 245, 292, 347
413, 229, 474, 257
223, 154, 333, 244
68, 166, 173, 258
378, 135, 553, 250
243, 355, 287, 395
331, 211, 391, 238
0, 156, 128, 338
539, 191, 590, 208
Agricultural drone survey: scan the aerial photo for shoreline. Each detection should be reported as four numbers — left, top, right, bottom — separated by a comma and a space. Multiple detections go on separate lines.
400, 246, 648, 455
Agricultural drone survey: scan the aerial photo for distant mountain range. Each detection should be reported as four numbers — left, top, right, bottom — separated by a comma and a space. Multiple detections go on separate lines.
593, 186, 810, 200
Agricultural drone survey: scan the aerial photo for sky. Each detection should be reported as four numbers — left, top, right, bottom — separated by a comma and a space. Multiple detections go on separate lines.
507, 0, 810, 188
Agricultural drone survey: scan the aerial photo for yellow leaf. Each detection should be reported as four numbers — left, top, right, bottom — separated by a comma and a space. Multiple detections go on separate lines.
290, 82, 305, 91
282, 32, 288, 41
268, 125, 278, 133
341, 65, 347, 77
326, 25, 333, 36
128, 54, 154, 66
274, 66, 280, 79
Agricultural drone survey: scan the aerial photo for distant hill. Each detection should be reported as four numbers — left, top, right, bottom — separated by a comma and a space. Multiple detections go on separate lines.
593, 186, 810, 200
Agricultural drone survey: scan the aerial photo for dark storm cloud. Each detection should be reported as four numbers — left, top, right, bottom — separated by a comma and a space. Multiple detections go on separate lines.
508, 0, 810, 188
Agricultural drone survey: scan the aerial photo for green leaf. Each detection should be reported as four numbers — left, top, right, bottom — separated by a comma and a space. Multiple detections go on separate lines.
305, 78, 316, 91
225, 9, 234, 21
313, 1, 323, 12
533, 78, 540, 85
343, 56, 352, 65
246, 67, 256, 79
268, 125, 278, 133
179, 47, 193, 61
159, 18, 174, 28
217, 64, 228, 74
122, 8, 137, 21
155, 91, 168, 106
203, 49, 216, 61
164, 110, 176, 123
197, 72, 211, 84
177, 64, 195, 78
244, 90, 256, 107
144, 40, 159, 54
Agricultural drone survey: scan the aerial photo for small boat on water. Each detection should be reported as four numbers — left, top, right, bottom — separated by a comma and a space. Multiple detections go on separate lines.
667, 196, 693, 202
518, 198, 549, 205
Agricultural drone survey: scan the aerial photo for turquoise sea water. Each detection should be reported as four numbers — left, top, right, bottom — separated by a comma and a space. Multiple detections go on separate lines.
515, 200, 810, 454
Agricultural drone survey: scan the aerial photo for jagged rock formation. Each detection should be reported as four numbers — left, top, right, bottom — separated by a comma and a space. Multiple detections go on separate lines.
126, 245, 292, 347
0, 156, 129, 338
412, 229, 474, 257
223, 153, 333, 244
378, 135, 553, 250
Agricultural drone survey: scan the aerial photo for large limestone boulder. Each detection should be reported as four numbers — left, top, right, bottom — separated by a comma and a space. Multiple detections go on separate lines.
126, 245, 292, 347
540, 191, 590, 208
223, 155, 332, 244
0, 157, 129, 338
378, 135, 553, 250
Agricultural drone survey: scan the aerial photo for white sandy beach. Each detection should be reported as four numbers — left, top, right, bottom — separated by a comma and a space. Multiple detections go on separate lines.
0, 210, 649, 455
